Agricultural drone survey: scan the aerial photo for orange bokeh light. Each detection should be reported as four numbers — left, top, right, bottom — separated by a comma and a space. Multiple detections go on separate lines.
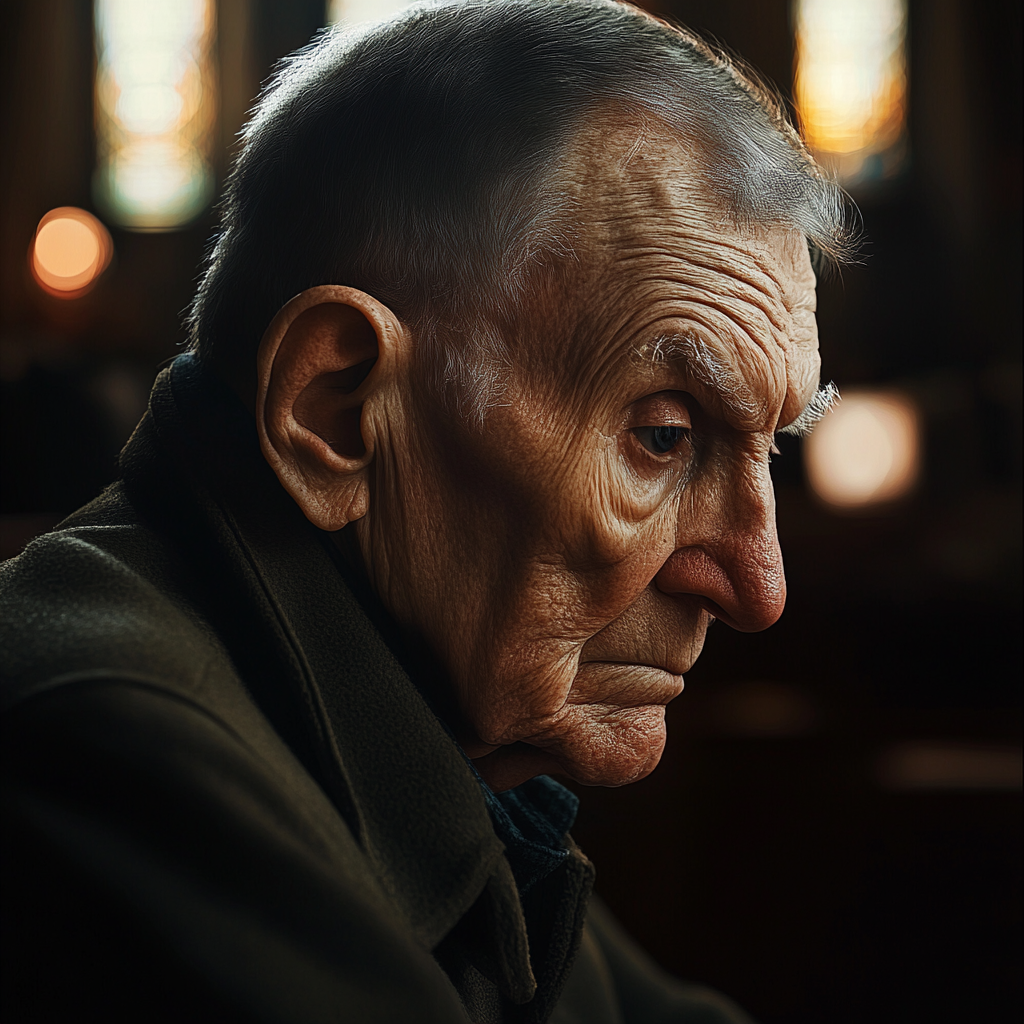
804, 390, 921, 509
792, 0, 908, 185
30, 207, 113, 298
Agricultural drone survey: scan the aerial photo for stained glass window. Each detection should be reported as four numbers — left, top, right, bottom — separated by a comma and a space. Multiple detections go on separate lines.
793, 0, 909, 186
94, 0, 217, 229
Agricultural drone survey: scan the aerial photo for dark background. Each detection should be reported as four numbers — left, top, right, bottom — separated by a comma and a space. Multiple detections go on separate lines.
1, 2, 1020, 1022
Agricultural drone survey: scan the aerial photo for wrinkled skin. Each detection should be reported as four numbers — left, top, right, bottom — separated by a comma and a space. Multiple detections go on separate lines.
258, 120, 821, 792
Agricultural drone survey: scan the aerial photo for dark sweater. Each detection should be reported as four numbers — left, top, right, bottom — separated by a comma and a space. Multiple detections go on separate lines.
0, 355, 753, 1024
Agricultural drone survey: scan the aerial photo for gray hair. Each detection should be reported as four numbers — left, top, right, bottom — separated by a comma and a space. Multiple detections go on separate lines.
188, 0, 852, 420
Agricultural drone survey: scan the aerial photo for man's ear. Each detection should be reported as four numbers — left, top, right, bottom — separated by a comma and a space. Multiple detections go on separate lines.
256, 285, 407, 531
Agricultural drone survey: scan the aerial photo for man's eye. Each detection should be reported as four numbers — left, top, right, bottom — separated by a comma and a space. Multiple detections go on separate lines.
634, 425, 688, 455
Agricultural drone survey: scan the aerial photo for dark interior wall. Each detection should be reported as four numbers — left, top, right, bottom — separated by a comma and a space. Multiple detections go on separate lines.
0, 3, 1020, 1022
647, 0, 796, 103
0, 0, 327, 515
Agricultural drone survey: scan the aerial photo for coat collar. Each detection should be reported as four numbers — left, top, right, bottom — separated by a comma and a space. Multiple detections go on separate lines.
126, 357, 512, 945
120, 353, 595, 1013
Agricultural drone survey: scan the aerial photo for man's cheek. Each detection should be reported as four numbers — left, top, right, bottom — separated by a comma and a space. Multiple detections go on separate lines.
470, 644, 582, 744
564, 500, 684, 610
546, 442, 676, 563
563, 551, 677, 642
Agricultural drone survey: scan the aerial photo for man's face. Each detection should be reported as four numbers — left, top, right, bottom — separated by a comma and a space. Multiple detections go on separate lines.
359, 124, 820, 790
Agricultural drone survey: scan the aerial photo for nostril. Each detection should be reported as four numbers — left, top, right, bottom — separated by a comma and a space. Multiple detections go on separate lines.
698, 596, 729, 624
728, 585, 787, 633
654, 545, 786, 633
698, 597, 770, 633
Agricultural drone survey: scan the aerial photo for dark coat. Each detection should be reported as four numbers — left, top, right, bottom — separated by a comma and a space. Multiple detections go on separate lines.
0, 356, 753, 1024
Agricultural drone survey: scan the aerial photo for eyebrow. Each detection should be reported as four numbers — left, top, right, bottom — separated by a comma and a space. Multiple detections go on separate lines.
776, 381, 839, 437
644, 332, 839, 435
645, 332, 763, 424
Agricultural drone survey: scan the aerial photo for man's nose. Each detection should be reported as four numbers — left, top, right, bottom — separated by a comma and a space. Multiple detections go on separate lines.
653, 473, 787, 632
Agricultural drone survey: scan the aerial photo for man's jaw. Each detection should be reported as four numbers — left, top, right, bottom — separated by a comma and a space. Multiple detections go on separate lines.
469, 660, 684, 792
472, 699, 671, 791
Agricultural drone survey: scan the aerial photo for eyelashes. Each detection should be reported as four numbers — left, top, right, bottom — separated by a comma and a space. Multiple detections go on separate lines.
777, 381, 840, 438
633, 424, 689, 455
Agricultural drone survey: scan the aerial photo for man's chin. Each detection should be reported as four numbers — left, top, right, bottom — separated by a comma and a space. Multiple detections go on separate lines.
472, 705, 669, 791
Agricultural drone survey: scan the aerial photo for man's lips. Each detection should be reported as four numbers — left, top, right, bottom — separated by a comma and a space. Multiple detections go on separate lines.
569, 660, 685, 707
462, 661, 685, 768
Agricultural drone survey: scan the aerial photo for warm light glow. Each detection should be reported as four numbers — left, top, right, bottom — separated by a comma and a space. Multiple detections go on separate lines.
804, 390, 920, 508
30, 207, 114, 298
715, 682, 817, 737
327, 0, 412, 27
793, 0, 908, 184
94, 0, 216, 229
877, 743, 1023, 791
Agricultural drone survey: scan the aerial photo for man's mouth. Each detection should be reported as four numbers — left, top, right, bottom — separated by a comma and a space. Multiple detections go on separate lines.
570, 660, 685, 707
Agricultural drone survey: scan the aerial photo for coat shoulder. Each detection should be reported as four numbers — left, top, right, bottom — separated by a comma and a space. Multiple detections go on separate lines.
0, 483, 230, 712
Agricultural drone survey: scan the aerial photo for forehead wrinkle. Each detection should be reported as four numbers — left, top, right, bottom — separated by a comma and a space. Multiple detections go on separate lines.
595, 209, 798, 347
544, 122, 813, 425
586, 246, 792, 420
594, 222, 790, 314
616, 230, 794, 327
559, 262, 790, 430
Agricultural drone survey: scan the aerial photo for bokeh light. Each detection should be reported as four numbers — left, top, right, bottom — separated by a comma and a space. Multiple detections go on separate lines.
29, 207, 114, 298
805, 390, 921, 509
793, 0, 908, 185
876, 743, 1023, 791
93, 0, 216, 230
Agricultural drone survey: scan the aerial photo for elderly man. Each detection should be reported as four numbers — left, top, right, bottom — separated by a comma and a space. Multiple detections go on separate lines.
0, 2, 846, 1021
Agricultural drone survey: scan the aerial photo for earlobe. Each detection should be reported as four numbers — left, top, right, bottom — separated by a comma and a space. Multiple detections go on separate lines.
256, 285, 405, 531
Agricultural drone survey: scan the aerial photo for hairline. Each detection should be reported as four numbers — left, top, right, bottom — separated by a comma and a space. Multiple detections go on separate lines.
188, 0, 854, 423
